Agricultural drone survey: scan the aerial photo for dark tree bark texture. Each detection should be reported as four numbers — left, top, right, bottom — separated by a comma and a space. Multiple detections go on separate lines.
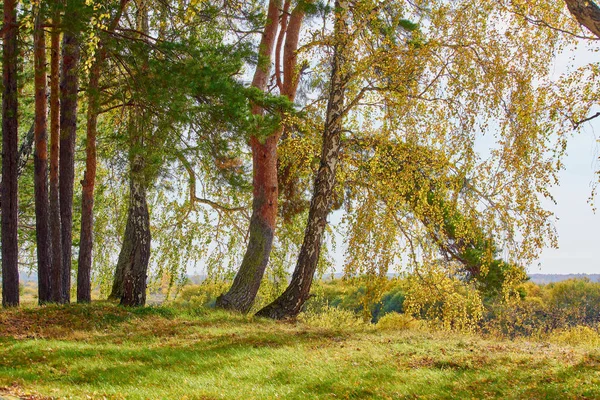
564, 0, 600, 38
49, 11, 63, 303
34, 9, 52, 304
59, 28, 80, 303
2, 0, 19, 307
118, 150, 151, 307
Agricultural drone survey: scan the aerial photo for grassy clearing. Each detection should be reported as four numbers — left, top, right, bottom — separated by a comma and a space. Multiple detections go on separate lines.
1, 303, 599, 399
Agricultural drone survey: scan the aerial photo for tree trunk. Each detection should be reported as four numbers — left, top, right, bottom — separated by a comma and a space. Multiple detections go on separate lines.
49, 10, 63, 303
564, 0, 600, 38
256, 0, 349, 319
119, 151, 151, 307
118, 0, 151, 307
2, 0, 19, 307
33, 8, 52, 304
77, 0, 129, 305
216, 134, 279, 312
59, 27, 80, 304
108, 254, 125, 300
279, 2, 311, 221
77, 59, 99, 303
215, 0, 283, 313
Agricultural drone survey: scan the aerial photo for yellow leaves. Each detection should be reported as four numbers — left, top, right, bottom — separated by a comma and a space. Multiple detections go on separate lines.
82, 2, 111, 75
183, 0, 208, 24
404, 263, 484, 333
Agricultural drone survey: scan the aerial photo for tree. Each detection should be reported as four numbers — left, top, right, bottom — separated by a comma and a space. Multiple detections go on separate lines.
118, 117, 151, 307
257, 0, 349, 319
260, 0, 587, 318
216, 0, 311, 313
2, 0, 19, 307
59, 0, 82, 303
33, 3, 51, 304
49, 5, 63, 303
78, 0, 130, 303
115, 0, 152, 307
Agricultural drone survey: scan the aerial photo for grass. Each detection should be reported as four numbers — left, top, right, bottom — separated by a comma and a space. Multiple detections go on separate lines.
1, 303, 600, 399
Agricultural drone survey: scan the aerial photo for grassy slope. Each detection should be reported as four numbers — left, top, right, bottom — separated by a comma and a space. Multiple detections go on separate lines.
1, 304, 599, 400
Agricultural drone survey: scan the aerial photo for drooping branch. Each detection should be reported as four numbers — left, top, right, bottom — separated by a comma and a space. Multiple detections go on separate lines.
176, 151, 247, 214
571, 111, 600, 128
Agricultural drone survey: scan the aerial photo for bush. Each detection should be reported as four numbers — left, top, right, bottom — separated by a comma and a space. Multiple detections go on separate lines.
171, 281, 229, 308
404, 266, 484, 333
376, 312, 422, 331
547, 325, 600, 347
545, 279, 600, 326
482, 279, 600, 338
298, 305, 366, 330
307, 279, 406, 323
483, 296, 552, 338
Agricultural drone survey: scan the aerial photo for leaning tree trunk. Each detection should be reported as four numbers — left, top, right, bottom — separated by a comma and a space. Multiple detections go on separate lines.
256, 0, 349, 319
564, 0, 600, 38
215, 0, 283, 313
2, 0, 19, 307
58, 24, 80, 304
33, 8, 52, 304
49, 10, 63, 303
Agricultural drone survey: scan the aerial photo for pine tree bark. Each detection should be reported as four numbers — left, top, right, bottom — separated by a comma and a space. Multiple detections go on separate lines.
49, 10, 63, 303
256, 0, 349, 319
215, 0, 283, 313
59, 25, 80, 304
2, 0, 19, 307
564, 0, 600, 38
33, 8, 52, 304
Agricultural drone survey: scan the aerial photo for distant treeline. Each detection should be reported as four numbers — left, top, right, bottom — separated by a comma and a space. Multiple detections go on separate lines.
528, 274, 600, 284
21, 272, 600, 286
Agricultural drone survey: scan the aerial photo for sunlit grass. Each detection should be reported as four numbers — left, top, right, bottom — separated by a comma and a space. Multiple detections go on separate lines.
1, 303, 599, 399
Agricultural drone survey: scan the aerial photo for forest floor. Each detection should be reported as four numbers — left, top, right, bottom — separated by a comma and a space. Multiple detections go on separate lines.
1, 303, 599, 399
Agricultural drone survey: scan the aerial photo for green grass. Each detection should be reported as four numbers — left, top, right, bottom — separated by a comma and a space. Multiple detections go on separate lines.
1, 303, 599, 399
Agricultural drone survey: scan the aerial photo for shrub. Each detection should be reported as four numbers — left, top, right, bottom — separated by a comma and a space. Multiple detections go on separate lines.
483, 296, 552, 338
172, 280, 229, 308
547, 325, 600, 347
298, 305, 366, 330
545, 279, 600, 326
404, 265, 484, 333
376, 312, 422, 331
